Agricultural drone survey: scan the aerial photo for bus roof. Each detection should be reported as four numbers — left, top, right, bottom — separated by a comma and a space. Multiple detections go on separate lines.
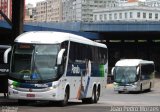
115, 59, 154, 66
14, 31, 107, 48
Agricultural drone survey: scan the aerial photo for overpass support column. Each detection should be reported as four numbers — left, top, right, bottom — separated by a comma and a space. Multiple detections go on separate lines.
147, 40, 152, 60
120, 40, 125, 58
135, 40, 138, 58
12, 0, 24, 43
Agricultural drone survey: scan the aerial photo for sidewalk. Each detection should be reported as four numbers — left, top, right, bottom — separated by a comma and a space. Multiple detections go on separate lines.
0, 94, 17, 103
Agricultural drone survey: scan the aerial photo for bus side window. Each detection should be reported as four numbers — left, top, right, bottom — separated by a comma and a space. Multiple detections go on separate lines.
69, 42, 76, 63
61, 41, 68, 57
141, 64, 154, 80
58, 41, 69, 75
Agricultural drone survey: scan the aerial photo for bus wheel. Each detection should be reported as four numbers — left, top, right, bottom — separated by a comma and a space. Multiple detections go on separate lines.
82, 98, 88, 104
118, 91, 123, 94
148, 83, 152, 92
96, 86, 100, 102
140, 84, 143, 93
59, 88, 69, 106
91, 86, 97, 103
82, 86, 97, 104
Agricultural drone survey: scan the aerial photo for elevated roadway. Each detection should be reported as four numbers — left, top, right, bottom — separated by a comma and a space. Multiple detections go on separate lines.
1, 20, 160, 40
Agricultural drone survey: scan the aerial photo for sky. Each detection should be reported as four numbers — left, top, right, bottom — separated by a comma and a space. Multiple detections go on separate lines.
26, 0, 45, 6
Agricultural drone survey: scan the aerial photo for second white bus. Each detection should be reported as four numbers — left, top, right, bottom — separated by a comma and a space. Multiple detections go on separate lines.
112, 59, 155, 93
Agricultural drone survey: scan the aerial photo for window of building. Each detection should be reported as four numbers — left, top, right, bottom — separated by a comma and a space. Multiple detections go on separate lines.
114, 13, 117, 20
155, 13, 158, 19
119, 13, 122, 19
137, 12, 140, 18
94, 15, 97, 21
149, 13, 152, 19
99, 14, 103, 21
125, 12, 127, 19
130, 12, 133, 18
109, 14, 112, 20
104, 14, 107, 20
143, 13, 146, 18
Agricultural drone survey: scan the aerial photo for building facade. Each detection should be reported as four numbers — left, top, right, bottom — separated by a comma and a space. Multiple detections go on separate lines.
62, 0, 107, 22
46, 0, 62, 22
106, 0, 119, 8
35, 1, 47, 22
0, 0, 12, 20
25, 3, 36, 22
93, 0, 160, 22
139, 0, 160, 7
35, 0, 62, 22
93, 6, 160, 22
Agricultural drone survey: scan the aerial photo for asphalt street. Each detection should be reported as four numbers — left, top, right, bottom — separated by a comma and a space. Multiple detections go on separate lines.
0, 79, 160, 112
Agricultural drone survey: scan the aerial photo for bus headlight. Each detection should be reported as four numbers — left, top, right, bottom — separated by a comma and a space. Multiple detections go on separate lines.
113, 82, 118, 87
48, 83, 59, 91
10, 85, 14, 88
53, 84, 58, 89
52, 83, 60, 89
8, 84, 14, 89
134, 82, 138, 85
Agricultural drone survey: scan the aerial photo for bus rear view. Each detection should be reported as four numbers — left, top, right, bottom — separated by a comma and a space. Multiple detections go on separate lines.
112, 59, 155, 93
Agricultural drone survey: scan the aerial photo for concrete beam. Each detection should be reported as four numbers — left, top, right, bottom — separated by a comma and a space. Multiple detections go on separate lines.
0, 10, 12, 26
12, 0, 24, 42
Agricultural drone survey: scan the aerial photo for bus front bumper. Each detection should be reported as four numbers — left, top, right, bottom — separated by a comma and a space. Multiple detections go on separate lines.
8, 87, 64, 101
114, 84, 140, 92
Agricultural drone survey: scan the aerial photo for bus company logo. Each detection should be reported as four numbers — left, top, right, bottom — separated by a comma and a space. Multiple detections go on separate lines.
34, 84, 49, 88
71, 64, 80, 74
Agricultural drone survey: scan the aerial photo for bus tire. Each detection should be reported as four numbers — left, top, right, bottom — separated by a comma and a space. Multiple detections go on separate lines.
82, 86, 97, 104
90, 86, 97, 103
148, 82, 152, 92
59, 87, 69, 106
118, 91, 123, 94
82, 98, 89, 104
140, 84, 143, 93
96, 85, 100, 101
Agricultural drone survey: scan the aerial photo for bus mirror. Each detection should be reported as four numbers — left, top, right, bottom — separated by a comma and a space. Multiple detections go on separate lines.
111, 67, 115, 76
4, 47, 11, 64
57, 49, 65, 65
137, 66, 140, 75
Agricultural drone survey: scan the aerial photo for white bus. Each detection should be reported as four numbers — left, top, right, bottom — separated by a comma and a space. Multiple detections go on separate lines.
112, 59, 155, 93
4, 31, 108, 106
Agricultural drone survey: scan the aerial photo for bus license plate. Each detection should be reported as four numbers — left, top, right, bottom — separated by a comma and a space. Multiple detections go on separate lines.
26, 94, 35, 97
123, 87, 127, 91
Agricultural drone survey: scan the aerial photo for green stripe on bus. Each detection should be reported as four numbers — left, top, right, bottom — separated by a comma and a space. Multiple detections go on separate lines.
12, 81, 20, 87
99, 65, 104, 77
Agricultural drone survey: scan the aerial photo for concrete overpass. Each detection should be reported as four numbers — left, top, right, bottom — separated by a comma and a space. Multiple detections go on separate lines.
1, 20, 160, 40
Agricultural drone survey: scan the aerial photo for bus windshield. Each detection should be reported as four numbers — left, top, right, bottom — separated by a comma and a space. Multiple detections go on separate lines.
10, 44, 60, 83
114, 66, 137, 84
